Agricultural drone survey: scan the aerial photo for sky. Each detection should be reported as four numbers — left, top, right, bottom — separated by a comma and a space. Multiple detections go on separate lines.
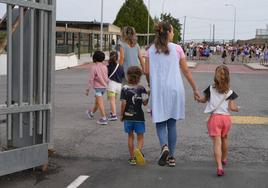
1, 0, 268, 41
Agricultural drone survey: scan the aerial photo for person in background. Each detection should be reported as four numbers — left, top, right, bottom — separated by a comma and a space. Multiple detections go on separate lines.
119, 26, 145, 74
86, 51, 108, 125
107, 51, 125, 121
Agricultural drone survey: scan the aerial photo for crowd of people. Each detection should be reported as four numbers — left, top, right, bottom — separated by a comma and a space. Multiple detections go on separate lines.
182, 43, 268, 65
85, 22, 240, 177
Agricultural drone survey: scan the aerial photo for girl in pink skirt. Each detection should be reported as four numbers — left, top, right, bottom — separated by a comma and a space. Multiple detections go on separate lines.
198, 65, 240, 176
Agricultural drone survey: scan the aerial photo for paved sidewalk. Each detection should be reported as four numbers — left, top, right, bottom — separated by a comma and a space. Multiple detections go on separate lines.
245, 63, 268, 70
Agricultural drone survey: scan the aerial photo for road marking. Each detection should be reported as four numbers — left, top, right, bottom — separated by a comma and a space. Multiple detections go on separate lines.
66, 175, 90, 188
231, 116, 268, 125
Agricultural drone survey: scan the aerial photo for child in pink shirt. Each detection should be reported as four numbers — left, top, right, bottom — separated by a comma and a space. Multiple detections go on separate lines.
86, 51, 108, 125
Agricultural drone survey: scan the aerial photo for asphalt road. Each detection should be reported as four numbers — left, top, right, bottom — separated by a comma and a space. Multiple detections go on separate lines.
0, 61, 268, 188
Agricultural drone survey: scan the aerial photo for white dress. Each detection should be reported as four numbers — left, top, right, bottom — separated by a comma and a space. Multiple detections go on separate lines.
148, 43, 185, 123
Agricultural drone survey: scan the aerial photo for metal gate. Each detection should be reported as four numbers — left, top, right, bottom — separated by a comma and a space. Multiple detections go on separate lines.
0, 0, 55, 176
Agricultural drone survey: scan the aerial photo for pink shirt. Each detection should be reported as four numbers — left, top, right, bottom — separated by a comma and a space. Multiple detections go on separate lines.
88, 62, 108, 89
145, 44, 185, 59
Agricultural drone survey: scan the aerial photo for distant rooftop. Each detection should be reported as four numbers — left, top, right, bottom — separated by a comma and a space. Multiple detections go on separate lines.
56, 20, 112, 29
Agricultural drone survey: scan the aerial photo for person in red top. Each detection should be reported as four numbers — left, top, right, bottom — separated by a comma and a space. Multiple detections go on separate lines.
86, 51, 109, 125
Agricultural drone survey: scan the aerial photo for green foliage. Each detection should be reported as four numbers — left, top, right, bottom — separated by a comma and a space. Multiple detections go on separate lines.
0, 32, 6, 41
160, 13, 182, 42
113, 0, 154, 34
0, 32, 7, 46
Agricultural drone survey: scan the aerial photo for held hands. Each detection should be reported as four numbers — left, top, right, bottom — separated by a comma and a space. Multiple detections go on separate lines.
193, 89, 202, 102
141, 93, 149, 102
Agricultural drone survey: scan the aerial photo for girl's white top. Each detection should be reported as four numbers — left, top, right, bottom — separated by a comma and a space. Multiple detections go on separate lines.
204, 85, 234, 115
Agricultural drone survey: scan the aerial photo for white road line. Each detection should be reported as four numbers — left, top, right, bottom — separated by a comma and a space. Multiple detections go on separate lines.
66, 175, 90, 188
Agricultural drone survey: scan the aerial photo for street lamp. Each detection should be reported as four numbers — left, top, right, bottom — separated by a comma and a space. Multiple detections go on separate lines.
161, 0, 166, 16
225, 4, 236, 43
100, 0, 104, 50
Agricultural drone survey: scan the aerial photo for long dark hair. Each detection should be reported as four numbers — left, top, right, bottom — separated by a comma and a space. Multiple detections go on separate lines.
108, 51, 118, 65
154, 21, 172, 55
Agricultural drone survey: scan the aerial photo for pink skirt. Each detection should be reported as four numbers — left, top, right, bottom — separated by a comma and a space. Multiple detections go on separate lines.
207, 114, 231, 137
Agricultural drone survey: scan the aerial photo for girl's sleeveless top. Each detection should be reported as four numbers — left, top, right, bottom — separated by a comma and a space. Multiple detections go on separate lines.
121, 42, 140, 73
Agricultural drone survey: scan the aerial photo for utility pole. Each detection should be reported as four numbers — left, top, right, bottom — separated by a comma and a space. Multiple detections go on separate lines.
147, 0, 150, 46
182, 16, 186, 44
209, 24, 212, 42
100, 0, 104, 50
225, 4, 236, 43
212, 24, 215, 44
161, 0, 166, 15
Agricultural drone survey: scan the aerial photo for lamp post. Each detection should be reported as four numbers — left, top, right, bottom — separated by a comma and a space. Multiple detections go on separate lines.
147, 0, 150, 46
225, 4, 236, 43
161, 0, 166, 16
100, 0, 104, 50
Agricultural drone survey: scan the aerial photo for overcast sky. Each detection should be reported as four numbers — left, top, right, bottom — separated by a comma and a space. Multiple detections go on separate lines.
1, 0, 268, 41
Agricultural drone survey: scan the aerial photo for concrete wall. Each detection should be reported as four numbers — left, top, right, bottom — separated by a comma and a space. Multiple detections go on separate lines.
55, 53, 78, 70
0, 53, 79, 75
0, 54, 7, 75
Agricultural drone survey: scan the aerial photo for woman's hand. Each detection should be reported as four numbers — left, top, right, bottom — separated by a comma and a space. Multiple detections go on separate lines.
193, 89, 202, 102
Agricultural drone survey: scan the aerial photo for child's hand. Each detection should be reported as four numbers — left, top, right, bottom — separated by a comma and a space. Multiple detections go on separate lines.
120, 115, 124, 122
85, 89, 89, 96
141, 93, 149, 102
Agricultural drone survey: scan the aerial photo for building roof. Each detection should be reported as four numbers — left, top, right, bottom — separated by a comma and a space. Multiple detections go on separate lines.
56, 20, 111, 29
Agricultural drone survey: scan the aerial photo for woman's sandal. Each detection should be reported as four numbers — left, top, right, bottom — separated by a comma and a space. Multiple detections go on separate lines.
167, 157, 176, 167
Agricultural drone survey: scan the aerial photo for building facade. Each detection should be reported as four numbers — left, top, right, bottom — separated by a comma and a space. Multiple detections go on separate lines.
256, 25, 268, 39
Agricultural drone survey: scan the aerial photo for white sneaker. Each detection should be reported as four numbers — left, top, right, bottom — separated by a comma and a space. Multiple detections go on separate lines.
86, 110, 94, 119
97, 118, 108, 125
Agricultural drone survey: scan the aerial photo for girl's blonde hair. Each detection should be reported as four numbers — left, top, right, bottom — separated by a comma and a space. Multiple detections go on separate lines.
154, 21, 172, 55
121, 26, 137, 47
214, 65, 230, 94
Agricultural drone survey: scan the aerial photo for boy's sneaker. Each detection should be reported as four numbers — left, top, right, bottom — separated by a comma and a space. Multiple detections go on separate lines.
97, 118, 108, 125
86, 110, 94, 119
108, 113, 118, 121
134, 148, 146, 165
167, 157, 176, 167
158, 145, 169, 166
128, 158, 136, 166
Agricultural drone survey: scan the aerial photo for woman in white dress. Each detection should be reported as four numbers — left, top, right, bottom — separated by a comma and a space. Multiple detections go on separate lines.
145, 21, 201, 167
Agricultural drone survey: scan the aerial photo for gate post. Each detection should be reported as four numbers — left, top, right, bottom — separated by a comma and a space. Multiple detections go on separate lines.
0, 0, 56, 176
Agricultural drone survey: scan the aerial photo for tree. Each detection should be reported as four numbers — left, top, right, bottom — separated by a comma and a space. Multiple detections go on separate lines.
160, 13, 182, 42
113, 0, 154, 34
